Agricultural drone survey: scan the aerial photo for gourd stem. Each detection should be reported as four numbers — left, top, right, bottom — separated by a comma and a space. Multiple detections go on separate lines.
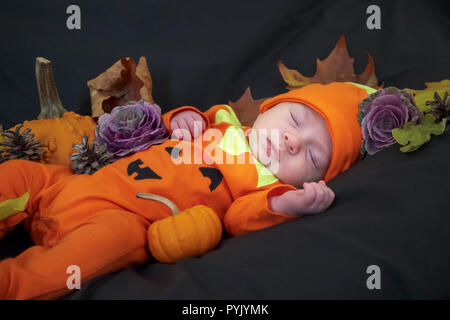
136, 192, 181, 216
36, 57, 67, 119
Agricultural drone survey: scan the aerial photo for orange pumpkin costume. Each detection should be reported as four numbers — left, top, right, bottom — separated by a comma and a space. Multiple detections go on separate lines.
0, 82, 373, 299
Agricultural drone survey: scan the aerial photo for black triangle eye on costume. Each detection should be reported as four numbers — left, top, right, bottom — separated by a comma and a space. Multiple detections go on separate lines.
127, 159, 162, 180
165, 147, 181, 159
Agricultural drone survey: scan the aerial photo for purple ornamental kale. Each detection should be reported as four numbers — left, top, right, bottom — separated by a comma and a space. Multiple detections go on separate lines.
357, 87, 421, 155
95, 100, 169, 158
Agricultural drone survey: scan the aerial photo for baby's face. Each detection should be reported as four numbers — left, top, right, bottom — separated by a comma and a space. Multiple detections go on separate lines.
249, 102, 333, 188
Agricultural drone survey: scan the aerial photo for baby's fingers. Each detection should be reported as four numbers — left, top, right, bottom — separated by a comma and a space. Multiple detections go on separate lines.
190, 115, 206, 139
191, 113, 207, 131
319, 180, 335, 207
304, 182, 331, 210
313, 182, 329, 210
184, 115, 196, 138
301, 183, 317, 205
172, 118, 192, 141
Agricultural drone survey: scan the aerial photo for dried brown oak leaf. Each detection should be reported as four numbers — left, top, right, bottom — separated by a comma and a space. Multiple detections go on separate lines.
278, 34, 383, 90
87, 56, 154, 120
228, 87, 268, 127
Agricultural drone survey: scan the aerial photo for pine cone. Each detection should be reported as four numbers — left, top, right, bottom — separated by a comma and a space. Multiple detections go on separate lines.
0, 124, 5, 149
71, 136, 114, 174
0, 125, 44, 163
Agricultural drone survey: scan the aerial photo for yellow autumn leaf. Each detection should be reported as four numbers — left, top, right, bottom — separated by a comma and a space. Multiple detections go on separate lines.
407, 79, 450, 111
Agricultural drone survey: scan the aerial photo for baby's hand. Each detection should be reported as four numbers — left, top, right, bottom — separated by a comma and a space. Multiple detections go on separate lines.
269, 181, 335, 216
170, 110, 206, 141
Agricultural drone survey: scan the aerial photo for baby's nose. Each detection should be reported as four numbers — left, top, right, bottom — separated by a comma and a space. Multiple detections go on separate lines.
283, 132, 300, 154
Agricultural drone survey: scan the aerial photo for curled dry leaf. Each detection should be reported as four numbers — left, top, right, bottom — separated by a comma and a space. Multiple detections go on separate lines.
278, 34, 383, 90
87, 56, 154, 120
228, 87, 268, 127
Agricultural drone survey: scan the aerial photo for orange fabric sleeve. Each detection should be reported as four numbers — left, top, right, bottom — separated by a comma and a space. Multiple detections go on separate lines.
224, 184, 299, 236
162, 106, 210, 135
162, 104, 234, 135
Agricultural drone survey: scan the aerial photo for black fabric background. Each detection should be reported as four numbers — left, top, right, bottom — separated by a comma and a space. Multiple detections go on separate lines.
1, 0, 449, 299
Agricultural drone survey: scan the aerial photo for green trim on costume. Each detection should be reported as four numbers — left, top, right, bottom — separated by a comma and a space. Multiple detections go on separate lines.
214, 105, 278, 188
346, 82, 377, 95
214, 105, 242, 127
217, 126, 248, 156
0, 190, 30, 221
254, 161, 278, 188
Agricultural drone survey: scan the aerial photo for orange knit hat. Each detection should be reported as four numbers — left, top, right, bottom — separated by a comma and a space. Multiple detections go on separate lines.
259, 82, 373, 182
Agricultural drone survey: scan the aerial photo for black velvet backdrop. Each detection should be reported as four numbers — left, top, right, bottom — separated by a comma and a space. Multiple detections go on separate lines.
1, 0, 449, 127
0, 0, 449, 299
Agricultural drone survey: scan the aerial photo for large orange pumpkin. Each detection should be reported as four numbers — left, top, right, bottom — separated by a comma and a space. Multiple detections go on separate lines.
10, 57, 96, 167
137, 192, 223, 264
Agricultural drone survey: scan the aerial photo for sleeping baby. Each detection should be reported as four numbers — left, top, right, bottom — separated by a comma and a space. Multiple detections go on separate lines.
0, 81, 373, 299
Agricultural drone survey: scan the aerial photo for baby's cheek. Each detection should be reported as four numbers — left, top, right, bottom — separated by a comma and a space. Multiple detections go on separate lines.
276, 164, 304, 188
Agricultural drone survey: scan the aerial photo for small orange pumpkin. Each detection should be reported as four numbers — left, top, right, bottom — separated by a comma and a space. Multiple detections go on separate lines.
10, 57, 96, 167
137, 193, 223, 264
